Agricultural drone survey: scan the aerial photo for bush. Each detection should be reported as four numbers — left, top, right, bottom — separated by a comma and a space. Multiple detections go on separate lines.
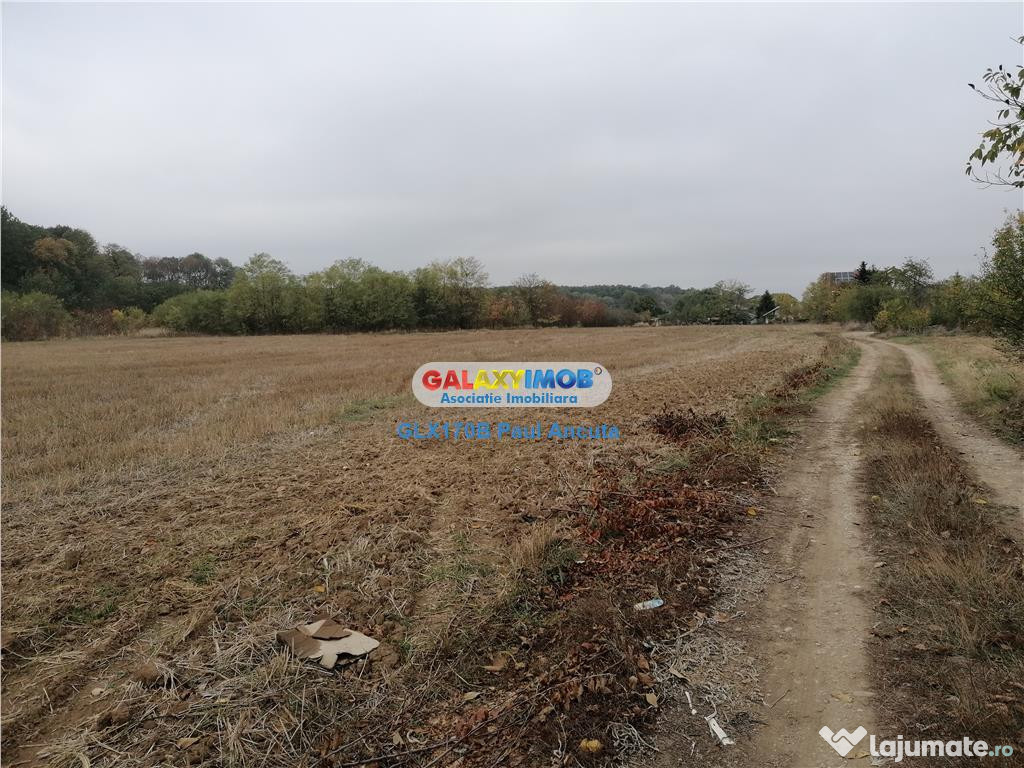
70, 310, 118, 336
834, 283, 895, 323
152, 291, 232, 334
2, 291, 71, 340
874, 299, 929, 333
111, 307, 148, 334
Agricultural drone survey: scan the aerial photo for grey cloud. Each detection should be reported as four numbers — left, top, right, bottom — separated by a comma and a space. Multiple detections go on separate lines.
3, 1, 1022, 295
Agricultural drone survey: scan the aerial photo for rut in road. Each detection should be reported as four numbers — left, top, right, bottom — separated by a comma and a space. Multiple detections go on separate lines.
744, 338, 884, 767
866, 336, 1023, 520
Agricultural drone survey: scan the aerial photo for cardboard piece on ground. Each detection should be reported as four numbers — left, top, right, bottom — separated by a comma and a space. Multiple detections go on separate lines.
277, 617, 379, 670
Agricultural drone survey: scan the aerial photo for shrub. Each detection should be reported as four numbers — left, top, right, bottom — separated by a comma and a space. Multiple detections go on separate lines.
1, 291, 71, 340
152, 290, 232, 334
874, 299, 929, 333
111, 307, 148, 334
70, 310, 118, 336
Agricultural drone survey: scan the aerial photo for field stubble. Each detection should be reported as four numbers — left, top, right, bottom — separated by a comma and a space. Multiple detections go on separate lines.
2, 325, 844, 766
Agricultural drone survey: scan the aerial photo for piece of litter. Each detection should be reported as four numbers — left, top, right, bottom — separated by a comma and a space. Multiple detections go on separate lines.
706, 714, 734, 746
685, 690, 697, 715
277, 616, 379, 670
633, 598, 665, 611
482, 653, 510, 672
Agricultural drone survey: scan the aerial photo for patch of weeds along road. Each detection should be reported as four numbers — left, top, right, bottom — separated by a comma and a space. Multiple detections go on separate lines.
859, 353, 1024, 750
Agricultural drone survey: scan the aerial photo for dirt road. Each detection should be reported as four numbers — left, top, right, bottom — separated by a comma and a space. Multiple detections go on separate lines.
868, 337, 1023, 518
645, 332, 1023, 767
644, 339, 886, 767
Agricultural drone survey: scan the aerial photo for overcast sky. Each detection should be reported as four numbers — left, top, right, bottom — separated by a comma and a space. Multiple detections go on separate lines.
3, 2, 1022, 295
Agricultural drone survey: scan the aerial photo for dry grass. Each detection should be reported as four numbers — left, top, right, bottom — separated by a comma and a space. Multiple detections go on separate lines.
860, 352, 1024, 758
901, 334, 1024, 444
1, 325, 843, 766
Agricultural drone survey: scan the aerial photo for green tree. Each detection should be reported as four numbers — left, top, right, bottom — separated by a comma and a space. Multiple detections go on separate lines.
977, 211, 1024, 354
152, 291, 233, 334
755, 290, 778, 321
771, 293, 801, 321
226, 253, 297, 333
966, 38, 1024, 188
834, 283, 896, 324
1, 207, 44, 290
633, 293, 664, 317
889, 258, 934, 307
929, 273, 977, 329
413, 257, 488, 329
853, 260, 874, 284
801, 275, 839, 323
513, 273, 557, 325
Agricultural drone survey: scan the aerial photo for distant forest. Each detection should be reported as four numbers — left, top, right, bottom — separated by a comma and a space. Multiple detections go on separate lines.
2, 206, 1021, 354
0, 208, 784, 340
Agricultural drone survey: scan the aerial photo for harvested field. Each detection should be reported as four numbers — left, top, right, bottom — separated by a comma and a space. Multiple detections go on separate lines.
1, 325, 845, 766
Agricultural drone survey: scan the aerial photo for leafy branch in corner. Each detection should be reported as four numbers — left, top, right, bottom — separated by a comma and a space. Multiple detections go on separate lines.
966, 36, 1024, 188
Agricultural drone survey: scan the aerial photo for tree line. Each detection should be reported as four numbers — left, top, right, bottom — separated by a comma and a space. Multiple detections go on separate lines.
3, 206, 1019, 353
797, 210, 1022, 354
802, 208, 1019, 350
0, 208, 683, 340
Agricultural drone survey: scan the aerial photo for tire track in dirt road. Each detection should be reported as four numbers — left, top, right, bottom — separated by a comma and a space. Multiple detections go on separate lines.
742, 338, 885, 767
863, 335, 1023, 521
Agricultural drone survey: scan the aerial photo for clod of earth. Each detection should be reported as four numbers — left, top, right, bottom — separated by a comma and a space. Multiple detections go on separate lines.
276, 616, 379, 670
132, 660, 164, 687
63, 546, 84, 569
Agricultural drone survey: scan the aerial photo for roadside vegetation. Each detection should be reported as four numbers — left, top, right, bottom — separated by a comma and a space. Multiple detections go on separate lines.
860, 352, 1024, 755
